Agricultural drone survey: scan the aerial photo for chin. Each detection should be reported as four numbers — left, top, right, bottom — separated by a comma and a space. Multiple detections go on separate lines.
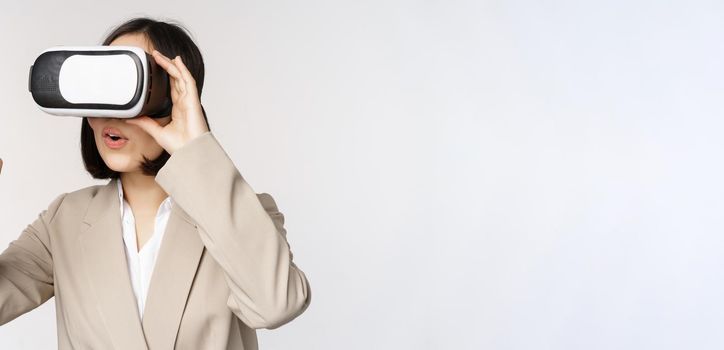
102, 154, 140, 173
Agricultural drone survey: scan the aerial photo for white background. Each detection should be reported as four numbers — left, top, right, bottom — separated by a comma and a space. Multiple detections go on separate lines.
1, 0, 723, 349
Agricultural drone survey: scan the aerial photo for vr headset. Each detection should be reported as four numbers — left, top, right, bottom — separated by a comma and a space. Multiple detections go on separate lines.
28, 46, 171, 118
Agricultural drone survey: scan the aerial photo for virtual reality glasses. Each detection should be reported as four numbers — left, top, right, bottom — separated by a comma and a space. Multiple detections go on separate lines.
28, 46, 171, 118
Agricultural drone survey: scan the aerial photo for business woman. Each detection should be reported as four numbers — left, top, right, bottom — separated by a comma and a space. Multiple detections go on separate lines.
0, 18, 311, 349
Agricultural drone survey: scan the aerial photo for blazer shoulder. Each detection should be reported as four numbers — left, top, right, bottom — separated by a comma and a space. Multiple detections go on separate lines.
29, 182, 108, 237
52, 182, 109, 218
64, 182, 108, 204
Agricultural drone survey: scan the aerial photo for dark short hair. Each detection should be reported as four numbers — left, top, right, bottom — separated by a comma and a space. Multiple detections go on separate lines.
81, 17, 211, 179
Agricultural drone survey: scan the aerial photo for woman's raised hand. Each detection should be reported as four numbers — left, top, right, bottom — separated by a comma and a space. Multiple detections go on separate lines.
125, 50, 209, 155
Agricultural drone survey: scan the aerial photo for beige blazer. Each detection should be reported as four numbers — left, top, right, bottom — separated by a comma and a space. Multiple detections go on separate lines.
0, 131, 312, 349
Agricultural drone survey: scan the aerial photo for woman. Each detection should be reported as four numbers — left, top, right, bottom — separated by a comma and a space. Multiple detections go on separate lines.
0, 17, 311, 349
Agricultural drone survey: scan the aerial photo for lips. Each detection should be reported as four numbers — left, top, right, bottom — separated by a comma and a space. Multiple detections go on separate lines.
102, 126, 128, 140
102, 126, 129, 149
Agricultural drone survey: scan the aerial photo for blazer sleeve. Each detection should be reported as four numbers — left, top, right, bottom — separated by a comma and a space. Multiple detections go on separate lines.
0, 192, 66, 326
154, 131, 312, 330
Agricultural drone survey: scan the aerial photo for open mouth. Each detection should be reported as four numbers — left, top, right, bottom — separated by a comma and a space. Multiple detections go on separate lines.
104, 132, 127, 141
102, 126, 129, 149
103, 127, 128, 141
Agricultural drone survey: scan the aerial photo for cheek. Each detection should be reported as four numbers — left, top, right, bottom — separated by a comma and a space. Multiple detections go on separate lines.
95, 131, 165, 172
86, 117, 105, 132
133, 132, 166, 159
87, 119, 98, 134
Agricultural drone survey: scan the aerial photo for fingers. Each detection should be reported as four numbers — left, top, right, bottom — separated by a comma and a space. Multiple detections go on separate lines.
152, 50, 196, 95
152, 50, 184, 82
174, 56, 196, 87
152, 50, 185, 96
125, 116, 164, 140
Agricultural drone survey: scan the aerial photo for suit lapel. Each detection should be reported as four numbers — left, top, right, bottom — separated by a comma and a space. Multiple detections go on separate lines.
78, 179, 205, 350
78, 179, 149, 349
141, 200, 204, 349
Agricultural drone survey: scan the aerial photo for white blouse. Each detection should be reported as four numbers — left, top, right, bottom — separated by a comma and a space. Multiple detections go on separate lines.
116, 179, 174, 321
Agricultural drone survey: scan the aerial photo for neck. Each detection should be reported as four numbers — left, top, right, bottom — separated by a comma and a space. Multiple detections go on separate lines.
119, 171, 169, 212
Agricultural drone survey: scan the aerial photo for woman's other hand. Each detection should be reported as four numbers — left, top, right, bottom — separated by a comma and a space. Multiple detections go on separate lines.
126, 50, 209, 155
